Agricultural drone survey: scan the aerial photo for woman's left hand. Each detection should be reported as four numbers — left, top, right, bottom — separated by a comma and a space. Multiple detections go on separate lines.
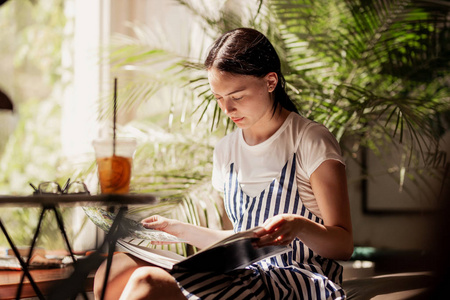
254, 214, 303, 247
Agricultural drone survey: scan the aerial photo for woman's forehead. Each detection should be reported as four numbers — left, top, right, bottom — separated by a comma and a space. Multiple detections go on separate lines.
208, 68, 262, 94
207, 68, 238, 81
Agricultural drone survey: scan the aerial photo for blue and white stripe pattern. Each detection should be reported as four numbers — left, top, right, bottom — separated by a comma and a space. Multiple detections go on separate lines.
172, 154, 346, 299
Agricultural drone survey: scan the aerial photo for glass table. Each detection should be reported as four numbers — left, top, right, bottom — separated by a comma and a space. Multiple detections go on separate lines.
0, 194, 158, 300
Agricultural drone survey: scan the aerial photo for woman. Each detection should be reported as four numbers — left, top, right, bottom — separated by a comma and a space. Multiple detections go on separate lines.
94, 27, 353, 300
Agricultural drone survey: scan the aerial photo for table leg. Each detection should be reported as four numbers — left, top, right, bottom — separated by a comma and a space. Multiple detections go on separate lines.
4, 205, 89, 300
0, 219, 45, 300
51, 206, 77, 263
100, 206, 127, 300
51, 205, 89, 300
16, 207, 47, 299
48, 205, 128, 300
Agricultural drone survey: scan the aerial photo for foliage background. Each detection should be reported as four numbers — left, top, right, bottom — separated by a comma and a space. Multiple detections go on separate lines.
0, 0, 449, 252
106, 0, 449, 212
0, 0, 72, 250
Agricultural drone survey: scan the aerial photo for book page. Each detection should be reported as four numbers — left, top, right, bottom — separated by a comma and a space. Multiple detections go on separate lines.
117, 228, 290, 273
201, 227, 261, 251
117, 239, 185, 270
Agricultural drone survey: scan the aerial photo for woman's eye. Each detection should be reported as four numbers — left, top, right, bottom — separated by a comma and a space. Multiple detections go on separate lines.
231, 96, 243, 100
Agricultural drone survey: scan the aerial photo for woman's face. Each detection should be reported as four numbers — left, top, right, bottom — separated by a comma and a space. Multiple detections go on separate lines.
208, 67, 277, 131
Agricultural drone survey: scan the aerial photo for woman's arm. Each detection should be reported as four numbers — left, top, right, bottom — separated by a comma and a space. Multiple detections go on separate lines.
256, 159, 353, 261
141, 215, 234, 249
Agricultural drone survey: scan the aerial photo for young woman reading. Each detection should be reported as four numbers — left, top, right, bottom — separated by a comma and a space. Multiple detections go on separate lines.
94, 27, 353, 300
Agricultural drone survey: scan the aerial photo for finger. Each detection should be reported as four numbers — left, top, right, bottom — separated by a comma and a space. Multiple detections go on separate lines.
262, 216, 279, 227
258, 229, 295, 247
141, 219, 167, 230
262, 216, 285, 232
257, 232, 281, 246
142, 222, 166, 230
274, 233, 296, 246
253, 226, 268, 237
257, 239, 282, 247
141, 216, 160, 225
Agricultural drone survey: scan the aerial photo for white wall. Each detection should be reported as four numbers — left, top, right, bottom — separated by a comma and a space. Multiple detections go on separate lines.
345, 134, 449, 251
61, 0, 110, 158
65, 0, 111, 251
347, 160, 436, 251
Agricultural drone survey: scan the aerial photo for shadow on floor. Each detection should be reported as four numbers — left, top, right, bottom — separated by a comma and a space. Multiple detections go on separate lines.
343, 272, 436, 299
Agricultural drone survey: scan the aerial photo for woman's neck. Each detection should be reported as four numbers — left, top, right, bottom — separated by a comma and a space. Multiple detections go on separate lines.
243, 107, 291, 146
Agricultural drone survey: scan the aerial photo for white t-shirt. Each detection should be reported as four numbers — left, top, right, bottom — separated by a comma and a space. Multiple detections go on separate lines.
212, 112, 345, 218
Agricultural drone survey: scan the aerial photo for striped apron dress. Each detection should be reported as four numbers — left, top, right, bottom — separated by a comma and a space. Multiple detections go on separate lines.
171, 153, 346, 299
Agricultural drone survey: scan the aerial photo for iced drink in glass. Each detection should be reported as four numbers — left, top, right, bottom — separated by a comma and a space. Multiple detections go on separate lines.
92, 138, 137, 194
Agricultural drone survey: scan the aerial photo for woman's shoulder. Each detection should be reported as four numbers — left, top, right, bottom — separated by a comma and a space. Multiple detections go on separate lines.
290, 113, 341, 154
290, 113, 330, 139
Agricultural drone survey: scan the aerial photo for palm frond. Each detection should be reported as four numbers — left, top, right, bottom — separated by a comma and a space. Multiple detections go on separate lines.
98, 0, 450, 228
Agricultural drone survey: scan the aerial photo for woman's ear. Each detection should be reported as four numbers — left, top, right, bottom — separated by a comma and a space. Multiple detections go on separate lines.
266, 72, 278, 93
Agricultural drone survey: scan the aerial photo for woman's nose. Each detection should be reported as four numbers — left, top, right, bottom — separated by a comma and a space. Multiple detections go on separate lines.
222, 99, 235, 114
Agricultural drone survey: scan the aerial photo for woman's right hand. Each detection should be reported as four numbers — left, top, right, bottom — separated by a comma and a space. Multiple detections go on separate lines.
141, 215, 234, 249
141, 215, 184, 238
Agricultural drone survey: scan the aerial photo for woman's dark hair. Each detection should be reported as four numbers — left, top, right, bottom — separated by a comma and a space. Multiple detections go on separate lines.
205, 27, 299, 114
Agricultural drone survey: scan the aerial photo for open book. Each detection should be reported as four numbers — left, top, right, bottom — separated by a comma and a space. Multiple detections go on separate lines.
83, 207, 290, 273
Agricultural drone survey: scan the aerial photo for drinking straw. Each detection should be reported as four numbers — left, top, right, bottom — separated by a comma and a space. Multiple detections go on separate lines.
113, 78, 117, 156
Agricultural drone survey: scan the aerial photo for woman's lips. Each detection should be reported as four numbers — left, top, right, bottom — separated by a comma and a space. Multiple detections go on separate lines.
231, 117, 244, 123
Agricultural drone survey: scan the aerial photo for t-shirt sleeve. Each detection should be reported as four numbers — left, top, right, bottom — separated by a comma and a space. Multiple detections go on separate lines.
298, 123, 345, 178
